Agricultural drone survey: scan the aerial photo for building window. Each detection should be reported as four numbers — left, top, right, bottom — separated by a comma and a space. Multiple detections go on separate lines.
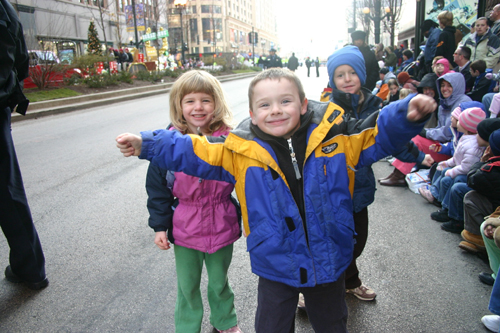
191, 5, 197, 14
201, 5, 221, 14
190, 18, 198, 42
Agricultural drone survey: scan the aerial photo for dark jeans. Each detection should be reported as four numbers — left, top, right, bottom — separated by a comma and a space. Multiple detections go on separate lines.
0, 107, 45, 282
345, 207, 369, 289
255, 275, 348, 333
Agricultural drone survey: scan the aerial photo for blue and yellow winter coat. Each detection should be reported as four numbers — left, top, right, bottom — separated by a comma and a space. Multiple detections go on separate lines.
139, 97, 426, 288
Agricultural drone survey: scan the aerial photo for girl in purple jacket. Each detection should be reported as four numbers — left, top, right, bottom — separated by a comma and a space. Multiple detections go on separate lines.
145, 70, 242, 333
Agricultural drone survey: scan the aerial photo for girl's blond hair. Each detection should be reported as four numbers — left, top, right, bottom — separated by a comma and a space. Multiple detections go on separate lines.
169, 70, 233, 134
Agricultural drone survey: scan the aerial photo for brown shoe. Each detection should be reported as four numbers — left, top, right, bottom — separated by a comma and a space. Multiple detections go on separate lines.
459, 240, 484, 254
461, 230, 486, 249
379, 168, 406, 187
378, 168, 395, 182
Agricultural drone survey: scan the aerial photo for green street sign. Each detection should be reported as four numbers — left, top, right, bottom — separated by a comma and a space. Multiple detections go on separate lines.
158, 30, 169, 38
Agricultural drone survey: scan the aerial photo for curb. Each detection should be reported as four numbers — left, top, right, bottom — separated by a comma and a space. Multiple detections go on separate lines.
13, 72, 258, 122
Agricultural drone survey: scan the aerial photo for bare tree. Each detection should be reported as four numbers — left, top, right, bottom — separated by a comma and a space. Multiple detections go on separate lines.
109, 12, 124, 48
382, 0, 404, 48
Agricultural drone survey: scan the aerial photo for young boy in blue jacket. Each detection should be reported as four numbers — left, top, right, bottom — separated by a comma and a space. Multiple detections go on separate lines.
116, 68, 436, 332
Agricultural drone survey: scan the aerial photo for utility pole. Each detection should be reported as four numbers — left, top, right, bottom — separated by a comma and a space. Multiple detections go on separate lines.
131, 0, 140, 50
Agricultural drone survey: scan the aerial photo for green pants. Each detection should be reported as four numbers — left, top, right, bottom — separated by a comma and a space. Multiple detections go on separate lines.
482, 221, 500, 280
174, 244, 237, 333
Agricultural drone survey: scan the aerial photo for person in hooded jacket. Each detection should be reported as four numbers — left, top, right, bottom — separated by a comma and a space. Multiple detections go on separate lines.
435, 11, 458, 67
380, 72, 472, 186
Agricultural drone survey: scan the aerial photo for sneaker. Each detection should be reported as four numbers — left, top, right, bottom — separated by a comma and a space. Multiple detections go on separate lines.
482, 315, 500, 332
214, 325, 243, 333
418, 186, 436, 204
441, 219, 464, 234
297, 293, 306, 310
430, 209, 451, 222
346, 284, 377, 301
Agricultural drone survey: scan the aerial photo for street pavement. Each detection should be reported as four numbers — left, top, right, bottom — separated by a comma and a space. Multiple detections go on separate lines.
0, 66, 494, 332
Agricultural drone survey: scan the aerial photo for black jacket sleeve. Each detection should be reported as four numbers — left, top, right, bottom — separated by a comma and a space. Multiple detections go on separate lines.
145, 163, 175, 235
467, 159, 500, 205
467, 77, 492, 102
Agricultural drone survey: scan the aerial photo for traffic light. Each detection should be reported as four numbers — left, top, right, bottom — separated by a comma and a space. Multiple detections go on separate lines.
253, 32, 258, 44
183, 43, 188, 51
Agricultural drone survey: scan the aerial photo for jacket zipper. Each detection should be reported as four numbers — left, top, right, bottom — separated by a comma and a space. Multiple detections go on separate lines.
287, 138, 301, 180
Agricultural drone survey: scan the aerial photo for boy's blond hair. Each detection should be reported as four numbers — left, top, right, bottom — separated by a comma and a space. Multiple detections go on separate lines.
248, 68, 306, 110
437, 11, 453, 26
399, 88, 412, 99
169, 70, 233, 134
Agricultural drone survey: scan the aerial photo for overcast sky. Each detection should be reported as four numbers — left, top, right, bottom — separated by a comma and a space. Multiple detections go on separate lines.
274, 0, 349, 59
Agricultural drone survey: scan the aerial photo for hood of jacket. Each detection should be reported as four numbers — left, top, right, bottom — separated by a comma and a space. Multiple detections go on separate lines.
437, 72, 467, 109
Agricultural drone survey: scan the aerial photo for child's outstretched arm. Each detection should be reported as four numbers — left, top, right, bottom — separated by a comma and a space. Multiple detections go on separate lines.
406, 94, 437, 122
116, 133, 142, 157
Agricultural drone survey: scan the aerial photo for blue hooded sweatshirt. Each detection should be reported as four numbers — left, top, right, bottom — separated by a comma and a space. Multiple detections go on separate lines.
426, 72, 472, 143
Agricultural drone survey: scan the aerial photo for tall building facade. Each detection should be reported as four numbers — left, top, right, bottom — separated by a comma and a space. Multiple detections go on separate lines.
166, 0, 278, 57
9, 0, 168, 61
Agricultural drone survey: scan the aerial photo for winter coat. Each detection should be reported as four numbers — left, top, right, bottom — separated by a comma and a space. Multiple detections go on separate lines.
453, 62, 474, 93
435, 25, 458, 67
145, 127, 240, 254
139, 97, 427, 288
439, 134, 485, 178
384, 49, 397, 69
266, 55, 282, 68
463, 29, 500, 69
329, 87, 382, 212
467, 156, 500, 206
426, 72, 472, 143
0, 0, 29, 115
357, 44, 380, 91
467, 73, 496, 102
424, 27, 442, 66
287, 55, 299, 71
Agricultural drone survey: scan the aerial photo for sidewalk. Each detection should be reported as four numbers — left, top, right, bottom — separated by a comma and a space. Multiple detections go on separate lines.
13, 72, 258, 122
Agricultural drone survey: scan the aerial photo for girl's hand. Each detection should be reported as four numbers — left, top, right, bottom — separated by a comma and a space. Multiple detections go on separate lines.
484, 224, 497, 239
116, 133, 142, 157
154, 231, 171, 250
445, 169, 451, 177
429, 144, 442, 153
436, 162, 445, 171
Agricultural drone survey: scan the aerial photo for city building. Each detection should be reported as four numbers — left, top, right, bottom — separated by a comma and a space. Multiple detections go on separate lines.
9, 0, 278, 63
166, 0, 278, 58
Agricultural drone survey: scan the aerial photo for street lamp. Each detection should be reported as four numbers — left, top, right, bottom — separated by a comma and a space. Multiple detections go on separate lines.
174, 0, 187, 65
363, 2, 391, 44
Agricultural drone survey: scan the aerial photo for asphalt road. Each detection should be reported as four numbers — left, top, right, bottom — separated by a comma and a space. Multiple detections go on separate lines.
0, 67, 494, 332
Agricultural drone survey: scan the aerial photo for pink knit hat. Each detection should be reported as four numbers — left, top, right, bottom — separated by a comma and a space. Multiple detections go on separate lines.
458, 107, 486, 134
451, 106, 462, 119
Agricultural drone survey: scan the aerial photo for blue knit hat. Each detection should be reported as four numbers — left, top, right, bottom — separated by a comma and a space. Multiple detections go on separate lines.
490, 129, 500, 156
327, 45, 366, 90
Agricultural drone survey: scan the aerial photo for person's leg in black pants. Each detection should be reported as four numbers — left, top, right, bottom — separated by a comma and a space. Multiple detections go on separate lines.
301, 274, 348, 332
0, 107, 46, 288
345, 207, 376, 300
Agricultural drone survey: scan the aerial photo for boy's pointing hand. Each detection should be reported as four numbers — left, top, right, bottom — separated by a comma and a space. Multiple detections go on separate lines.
116, 133, 142, 157
406, 94, 437, 123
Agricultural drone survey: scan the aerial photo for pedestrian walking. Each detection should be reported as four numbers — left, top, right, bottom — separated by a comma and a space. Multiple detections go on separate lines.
305, 57, 311, 77
287, 52, 299, 72
315, 57, 320, 77
145, 70, 243, 333
0, 0, 48, 290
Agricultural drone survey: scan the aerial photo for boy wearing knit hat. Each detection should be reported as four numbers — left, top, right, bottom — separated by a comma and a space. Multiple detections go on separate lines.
325, 45, 383, 302
420, 107, 486, 233
116, 64, 437, 332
